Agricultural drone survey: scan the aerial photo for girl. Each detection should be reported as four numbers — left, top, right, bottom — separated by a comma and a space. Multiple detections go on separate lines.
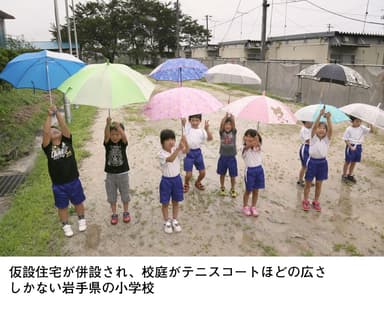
297, 121, 312, 186
302, 107, 332, 212
242, 129, 264, 217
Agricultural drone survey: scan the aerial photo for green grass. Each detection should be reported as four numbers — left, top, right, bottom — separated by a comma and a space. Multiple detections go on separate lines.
333, 243, 362, 256
0, 105, 96, 256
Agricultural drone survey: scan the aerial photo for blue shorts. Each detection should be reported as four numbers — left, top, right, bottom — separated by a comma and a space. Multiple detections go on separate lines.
159, 175, 184, 205
184, 148, 205, 172
305, 158, 328, 181
244, 166, 265, 192
345, 144, 362, 163
299, 144, 310, 167
52, 178, 86, 209
217, 155, 238, 177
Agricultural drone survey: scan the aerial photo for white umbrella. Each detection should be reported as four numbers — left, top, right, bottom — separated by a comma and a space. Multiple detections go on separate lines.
204, 63, 261, 85
340, 103, 384, 129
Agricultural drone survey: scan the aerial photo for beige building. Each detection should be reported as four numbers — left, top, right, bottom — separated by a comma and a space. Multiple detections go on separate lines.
267, 31, 384, 65
218, 40, 261, 61
183, 44, 219, 59
0, 10, 15, 48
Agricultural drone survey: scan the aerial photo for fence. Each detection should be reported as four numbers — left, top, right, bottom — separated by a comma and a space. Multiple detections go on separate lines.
200, 58, 384, 107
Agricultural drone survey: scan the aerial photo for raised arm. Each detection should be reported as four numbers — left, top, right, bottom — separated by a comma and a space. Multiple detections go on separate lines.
117, 123, 128, 144
104, 117, 111, 143
311, 107, 325, 137
165, 139, 185, 162
54, 106, 71, 138
219, 113, 228, 132
230, 113, 236, 130
205, 120, 213, 141
180, 134, 189, 154
42, 107, 54, 147
325, 112, 332, 139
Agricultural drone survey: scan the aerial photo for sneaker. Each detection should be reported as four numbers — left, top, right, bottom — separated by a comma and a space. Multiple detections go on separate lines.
297, 180, 304, 187
230, 189, 238, 198
172, 219, 182, 232
341, 175, 349, 183
78, 219, 87, 232
250, 206, 259, 217
312, 200, 321, 212
62, 224, 74, 237
302, 200, 310, 211
347, 175, 357, 183
242, 206, 252, 216
111, 214, 118, 225
219, 187, 227, 196
164, 220, 173, 234
123, 212, 131, 223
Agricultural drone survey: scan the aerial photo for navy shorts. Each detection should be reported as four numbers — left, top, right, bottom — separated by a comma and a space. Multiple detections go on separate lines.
217, 155, 238, 177
159, 175, 184, 205
184, 148, 205, 172
345, 144, 362, 163
52, 178, 86, 209
244, 166, 265, 192
305, 158, 328, 182
299, 144, 310, 167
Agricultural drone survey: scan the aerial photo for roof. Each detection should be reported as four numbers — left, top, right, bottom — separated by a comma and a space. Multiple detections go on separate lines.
0, 10, 15, 19
219, 39, 260, 46
269, 31, 384, 42
31, 41, 80, 50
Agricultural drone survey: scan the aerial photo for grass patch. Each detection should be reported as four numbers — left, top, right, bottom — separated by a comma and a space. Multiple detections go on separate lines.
0, 105, 96, 256
333, 243, 362, 256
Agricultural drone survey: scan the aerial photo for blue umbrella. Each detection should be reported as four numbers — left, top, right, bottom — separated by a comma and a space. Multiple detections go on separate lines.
0, 50, 85, 103
294, 103, 350, 124
149, 58, 208, 85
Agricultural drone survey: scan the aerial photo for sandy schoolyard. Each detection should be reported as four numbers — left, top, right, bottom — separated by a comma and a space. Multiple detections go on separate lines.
63, 81, 384, 256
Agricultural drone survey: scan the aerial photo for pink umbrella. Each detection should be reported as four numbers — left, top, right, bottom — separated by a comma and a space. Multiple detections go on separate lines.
143, 87, 223, 120
223, 95, 297, 124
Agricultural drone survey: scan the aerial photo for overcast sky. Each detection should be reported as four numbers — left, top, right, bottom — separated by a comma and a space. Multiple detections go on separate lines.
1, 0, 384, 43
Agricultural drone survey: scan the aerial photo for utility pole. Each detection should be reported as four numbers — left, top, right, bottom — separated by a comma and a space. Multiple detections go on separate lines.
71, 0, 80, 58
362, 0, 370, 33
205, 15, 211, 47
65, 0, 73, 55
260, 0, 269, 61
175, 0, 180, 57
326, 23, 333, 32
53, 0, 62, 52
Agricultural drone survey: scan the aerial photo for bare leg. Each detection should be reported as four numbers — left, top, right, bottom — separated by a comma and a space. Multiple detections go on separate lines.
58, 207, 69, 223
74, 203, 85, 216
230, 177, 236, 191
110, 203, 117, 214
303, 180, 311, 200
196, 169, 206, 184
243, 190, 251, 206
172, 200, 179, 220
299, 166, 306, 182
343, 162, 350, 176
348, 162, 357, 175
251, 189, 259, 207
220, 174, 225, 189
161, 204, 169, 221
314, 181, 323, 201
184, 172, 192, 187
123, 202, 129, 213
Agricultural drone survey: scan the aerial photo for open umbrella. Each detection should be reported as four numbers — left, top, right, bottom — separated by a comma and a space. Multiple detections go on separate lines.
340, 103, 384, 129
222, 95, 296, 124
0, 50, 85, 104
58, 62, 155, 110
205, 63, 262, 85
143, 87, 223, 120
294, 103, 350, 123
149, 58, 208, 86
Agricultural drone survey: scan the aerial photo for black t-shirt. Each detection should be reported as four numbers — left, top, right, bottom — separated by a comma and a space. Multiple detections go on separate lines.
104, 139, 129, 173
42, 135, 80, 185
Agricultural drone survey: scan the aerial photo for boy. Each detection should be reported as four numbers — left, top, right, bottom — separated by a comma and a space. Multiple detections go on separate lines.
217, 113, 238, 197
297, 121, 312, 186
342, 116, 371, 183
159, 130, 189, 233
181, 114, 213, 192
104, 117, 131, 225
42, 105, 86, 237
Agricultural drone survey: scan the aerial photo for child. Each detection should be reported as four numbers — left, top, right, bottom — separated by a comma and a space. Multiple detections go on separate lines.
302, 107, 332, 212
159, 130, 189, 233
342, 116, 371, 183
217, 113, 238, 197
104, 117, 131, 225
181, 114, 213, 192
242, 129, 264, 217
297, 121, 313, 186
42, 105, 86, 237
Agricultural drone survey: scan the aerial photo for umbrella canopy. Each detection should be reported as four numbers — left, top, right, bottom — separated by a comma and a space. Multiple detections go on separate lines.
294, 103, 350, 123
149, 58, 208, 84
58, 62, 155, 109
0, 50, 85, 91
143, 87, 223, 120
297, 63, 369, 89
205, 63, 262, 85
222, 95, 296, 124
340, 103, 384, 129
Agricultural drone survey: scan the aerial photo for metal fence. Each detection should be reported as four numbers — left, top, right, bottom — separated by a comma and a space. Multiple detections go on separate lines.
200, 58, 384, 107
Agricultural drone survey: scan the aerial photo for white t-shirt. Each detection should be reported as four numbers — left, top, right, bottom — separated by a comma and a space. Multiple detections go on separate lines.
343, 125, 370, 145
159, 147, 185, 177
309, 135, 330, 159
241, 147, 262, 168
300, 126, 312, 144
184, 123, 207, 149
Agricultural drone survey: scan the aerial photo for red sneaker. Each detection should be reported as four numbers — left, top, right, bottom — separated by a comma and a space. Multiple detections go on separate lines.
123, 212, 131, 223
111, 214, 118, 225
312, 200, 321, 212
302, 200, 310, 211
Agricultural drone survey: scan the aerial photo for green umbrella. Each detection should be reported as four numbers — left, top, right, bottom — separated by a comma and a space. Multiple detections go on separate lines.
58, 62, 155, 109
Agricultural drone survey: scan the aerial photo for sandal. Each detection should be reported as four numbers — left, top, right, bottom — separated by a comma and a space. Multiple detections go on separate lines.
194, 181, 205, 191
183, 183, 190, 193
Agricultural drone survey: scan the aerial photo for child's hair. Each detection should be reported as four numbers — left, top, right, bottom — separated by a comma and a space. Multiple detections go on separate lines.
160, 129, 176, 145
302, 121, 307, 125
188, 114, 202, 121
349, 115, 360, 122
318, 122, 328, 131
110, 122, 125, 132
244, 129, 262, 145
224, 117, 233, 125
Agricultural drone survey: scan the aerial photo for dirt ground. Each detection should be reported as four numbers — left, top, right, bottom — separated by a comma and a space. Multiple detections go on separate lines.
63, 81, 384, 256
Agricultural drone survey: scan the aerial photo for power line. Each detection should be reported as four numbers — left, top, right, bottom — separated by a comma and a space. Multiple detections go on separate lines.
221, 0, 243, 41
